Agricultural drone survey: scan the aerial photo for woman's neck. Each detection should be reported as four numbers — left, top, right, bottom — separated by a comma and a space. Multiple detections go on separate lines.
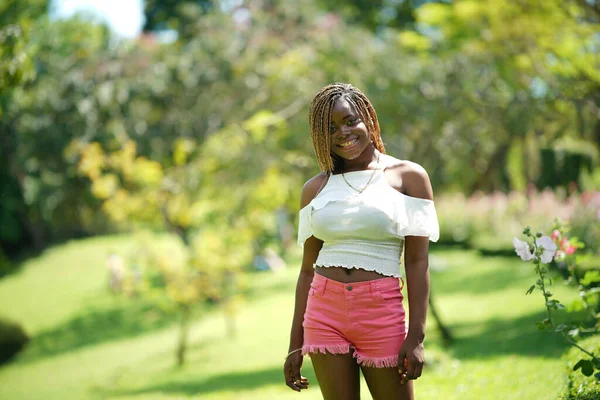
340, 146, 379, 172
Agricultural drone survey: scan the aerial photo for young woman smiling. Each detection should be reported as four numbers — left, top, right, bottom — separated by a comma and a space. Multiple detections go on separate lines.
283, 83, 439, 400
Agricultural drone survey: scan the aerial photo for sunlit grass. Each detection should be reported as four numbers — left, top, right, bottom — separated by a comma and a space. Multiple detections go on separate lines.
0, 235, 576, 399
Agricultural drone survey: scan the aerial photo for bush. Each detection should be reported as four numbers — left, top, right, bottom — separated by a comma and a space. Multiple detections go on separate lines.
469, 235, 515, 257
435, 190, 600, 259
562, 335, 600, 399
0, 248, 12, 277
0, 317, 29, 365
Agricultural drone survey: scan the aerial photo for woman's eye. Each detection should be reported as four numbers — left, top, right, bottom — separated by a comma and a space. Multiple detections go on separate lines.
329, 126, 337, 134
347, 118, 359, 126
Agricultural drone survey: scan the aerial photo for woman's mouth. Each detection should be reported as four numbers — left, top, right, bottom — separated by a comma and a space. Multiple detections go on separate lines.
338, 138, 358, 149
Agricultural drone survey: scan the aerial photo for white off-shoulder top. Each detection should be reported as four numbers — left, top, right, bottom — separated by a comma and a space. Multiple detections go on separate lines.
297, 167, 439, 278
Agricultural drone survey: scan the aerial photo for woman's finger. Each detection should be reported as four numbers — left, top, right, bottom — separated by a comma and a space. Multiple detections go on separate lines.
404, 358, 416, 380
413, 363, 423, 379
286, 377, 301, 392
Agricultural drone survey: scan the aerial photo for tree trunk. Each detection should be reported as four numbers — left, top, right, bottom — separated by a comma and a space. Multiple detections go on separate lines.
429, 291, 453, 346
469, 143, 510, 193
176, 305, 191, 367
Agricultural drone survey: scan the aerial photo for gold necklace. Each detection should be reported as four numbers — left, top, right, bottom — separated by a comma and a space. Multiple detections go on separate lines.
340, 154, 380, 194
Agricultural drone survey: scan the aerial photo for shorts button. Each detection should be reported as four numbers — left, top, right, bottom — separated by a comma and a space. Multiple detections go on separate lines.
347, 286, 353, 291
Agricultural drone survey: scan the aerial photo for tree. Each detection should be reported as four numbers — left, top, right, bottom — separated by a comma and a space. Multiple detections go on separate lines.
142, 0, 215, 38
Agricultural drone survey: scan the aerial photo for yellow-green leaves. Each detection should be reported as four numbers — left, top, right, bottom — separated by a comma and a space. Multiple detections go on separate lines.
397, 31, 431, 52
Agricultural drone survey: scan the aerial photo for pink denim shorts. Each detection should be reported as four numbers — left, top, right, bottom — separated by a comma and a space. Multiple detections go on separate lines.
302, 272, 407, 368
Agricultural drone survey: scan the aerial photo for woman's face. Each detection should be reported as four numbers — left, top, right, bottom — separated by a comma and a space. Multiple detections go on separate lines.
329, 97, 372, 161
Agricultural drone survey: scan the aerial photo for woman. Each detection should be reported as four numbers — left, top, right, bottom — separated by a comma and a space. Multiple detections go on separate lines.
283, 83, 439, 400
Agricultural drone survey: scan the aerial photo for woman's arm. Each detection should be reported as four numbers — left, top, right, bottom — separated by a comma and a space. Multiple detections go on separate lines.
287, 236, 322, 352
284, 174, 326, 392
398, 162, 434, 384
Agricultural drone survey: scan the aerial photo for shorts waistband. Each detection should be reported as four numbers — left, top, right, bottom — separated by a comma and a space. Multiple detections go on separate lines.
312, 272, 403, 295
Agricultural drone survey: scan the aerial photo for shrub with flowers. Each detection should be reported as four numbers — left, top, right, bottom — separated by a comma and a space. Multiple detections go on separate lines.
437, 189, 600, 260
514, 224, 600, 381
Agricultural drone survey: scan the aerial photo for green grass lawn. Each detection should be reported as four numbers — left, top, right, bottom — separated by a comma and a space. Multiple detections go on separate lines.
0, 234, 577, 399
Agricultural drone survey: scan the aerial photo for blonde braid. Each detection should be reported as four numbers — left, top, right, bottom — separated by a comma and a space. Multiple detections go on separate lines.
308, 83, 385, 173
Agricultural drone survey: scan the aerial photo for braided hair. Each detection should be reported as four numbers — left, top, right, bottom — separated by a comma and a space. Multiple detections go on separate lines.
308, 82, 386, 173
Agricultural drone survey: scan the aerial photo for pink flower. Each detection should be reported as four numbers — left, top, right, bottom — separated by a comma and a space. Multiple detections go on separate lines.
551, 229, 561, 242
565, 246, 576, 255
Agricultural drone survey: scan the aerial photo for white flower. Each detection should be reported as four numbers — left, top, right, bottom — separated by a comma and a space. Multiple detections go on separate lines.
536, 236, 557, 264
513, 236, 558, 264
513, 237, 533, 261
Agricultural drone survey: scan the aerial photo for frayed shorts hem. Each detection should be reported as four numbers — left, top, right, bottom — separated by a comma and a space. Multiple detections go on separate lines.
302, 344, 399, 368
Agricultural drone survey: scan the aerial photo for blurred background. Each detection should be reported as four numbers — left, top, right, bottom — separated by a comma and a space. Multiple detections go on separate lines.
0, 0, 599, 399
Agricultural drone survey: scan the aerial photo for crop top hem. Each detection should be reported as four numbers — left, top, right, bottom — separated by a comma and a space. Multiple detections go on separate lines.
313, 263, 401, 278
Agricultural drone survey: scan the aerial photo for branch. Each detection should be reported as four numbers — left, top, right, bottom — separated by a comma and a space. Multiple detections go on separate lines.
574, 0, 600, 20
160, 203, 190, 246
274, 97, 307, 121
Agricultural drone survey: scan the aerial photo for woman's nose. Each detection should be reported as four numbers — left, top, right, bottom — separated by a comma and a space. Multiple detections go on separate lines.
339, 125, 351, 136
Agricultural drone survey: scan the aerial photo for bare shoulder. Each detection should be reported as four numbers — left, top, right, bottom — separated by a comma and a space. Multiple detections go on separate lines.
300, 172, 329, 208
381, 155, 433, 201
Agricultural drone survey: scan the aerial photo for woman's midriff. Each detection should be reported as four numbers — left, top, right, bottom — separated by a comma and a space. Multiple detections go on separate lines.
314, 265, 390, 283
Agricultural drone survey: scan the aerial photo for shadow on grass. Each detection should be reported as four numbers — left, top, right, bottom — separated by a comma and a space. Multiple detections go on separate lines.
431, 255, 565, 296
15, 271, 293, 365
108, 365, 317, 397
447, 310, 571, 360
17, 300, 181, 364
243, 275, 295, 300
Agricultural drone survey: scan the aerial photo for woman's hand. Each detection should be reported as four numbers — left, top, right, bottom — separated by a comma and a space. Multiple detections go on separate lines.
283, 352, 309, 391
397, 336, 425, 385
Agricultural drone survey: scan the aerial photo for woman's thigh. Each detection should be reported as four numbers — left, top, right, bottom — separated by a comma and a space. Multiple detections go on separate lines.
310, 352, 361, 400
361, 366, 414, 400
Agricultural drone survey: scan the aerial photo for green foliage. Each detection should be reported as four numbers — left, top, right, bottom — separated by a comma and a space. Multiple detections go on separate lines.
0, 0, 48, 27
143, 0, 215, 37
0, 317, 29, 365
563, 335, 600, 399
435, 190, 600, 260
314, 0, 421, 32
2, 0, 599, 267
517, 223, 600, 382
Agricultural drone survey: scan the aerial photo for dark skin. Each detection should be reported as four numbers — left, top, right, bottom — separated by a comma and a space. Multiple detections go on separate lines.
284, 98, 432, 399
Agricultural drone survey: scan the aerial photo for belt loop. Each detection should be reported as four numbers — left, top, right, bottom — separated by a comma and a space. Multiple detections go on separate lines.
321, 276, 328, 295
369, 280, 377, 300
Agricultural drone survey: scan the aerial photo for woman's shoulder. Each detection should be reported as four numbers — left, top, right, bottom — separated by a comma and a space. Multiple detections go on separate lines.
380, 154, 433, 200
380, 154, 425, 173
300, 172, 329, 208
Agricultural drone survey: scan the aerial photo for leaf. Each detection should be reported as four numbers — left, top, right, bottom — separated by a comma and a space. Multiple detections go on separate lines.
573, 359, 598, 378
568, 298, 585, 312
581, 271, 600, 286
554, 324, 568, 332
526, 284, 535, 295
546, 300, 560, 308
535, 321, 546, 331
568, 327, 580, 338
582, 361, 594, 377
573, 359, 587, 371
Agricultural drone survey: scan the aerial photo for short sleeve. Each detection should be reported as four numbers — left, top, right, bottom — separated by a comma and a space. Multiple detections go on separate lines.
297, 205, 313, 248
394, 194, 440, 242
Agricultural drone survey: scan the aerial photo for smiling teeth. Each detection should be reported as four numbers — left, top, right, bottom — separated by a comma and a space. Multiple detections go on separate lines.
340, 138, 357, 147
